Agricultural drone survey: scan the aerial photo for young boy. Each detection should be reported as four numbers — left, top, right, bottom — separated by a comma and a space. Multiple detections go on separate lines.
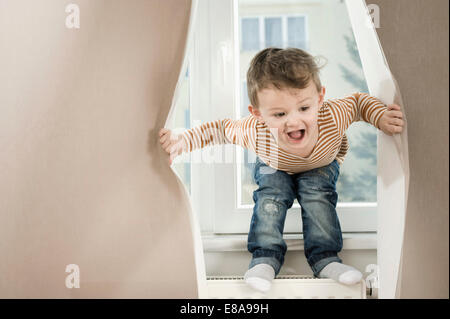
159, 48, 404, 293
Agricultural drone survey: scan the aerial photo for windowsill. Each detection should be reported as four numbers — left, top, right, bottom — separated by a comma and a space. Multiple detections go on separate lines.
202, 233, 377, 252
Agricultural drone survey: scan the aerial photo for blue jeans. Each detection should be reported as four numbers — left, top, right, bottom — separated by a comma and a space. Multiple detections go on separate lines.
247, 158, 343, 277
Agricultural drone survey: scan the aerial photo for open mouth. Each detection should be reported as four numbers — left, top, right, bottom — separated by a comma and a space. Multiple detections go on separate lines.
287, 129, 306, 142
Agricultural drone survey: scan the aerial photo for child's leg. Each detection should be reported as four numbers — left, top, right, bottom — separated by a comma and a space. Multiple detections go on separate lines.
245, 158, 296, 291
295, 160, 362, 284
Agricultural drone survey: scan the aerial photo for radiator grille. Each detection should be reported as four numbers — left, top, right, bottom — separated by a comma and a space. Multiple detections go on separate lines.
207, 275, 316, 280
205, 276, 366, 299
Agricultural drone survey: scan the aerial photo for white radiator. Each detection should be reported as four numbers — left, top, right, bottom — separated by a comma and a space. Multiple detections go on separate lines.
205, 275, 367, 299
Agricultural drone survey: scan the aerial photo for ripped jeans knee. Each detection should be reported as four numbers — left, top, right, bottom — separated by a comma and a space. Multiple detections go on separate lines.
247, 196, 292, 266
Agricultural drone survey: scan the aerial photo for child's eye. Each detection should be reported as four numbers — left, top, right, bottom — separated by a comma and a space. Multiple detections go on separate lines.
300, 106, 310, 112
274, 112, 286, 118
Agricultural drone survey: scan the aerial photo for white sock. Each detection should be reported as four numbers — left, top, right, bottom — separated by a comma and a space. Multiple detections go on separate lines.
318, 262, 363, 285
244, 264, 275, 293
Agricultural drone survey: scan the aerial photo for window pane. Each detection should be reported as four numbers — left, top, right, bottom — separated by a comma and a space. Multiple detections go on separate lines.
264, 17, 282, 47
288, 16, 306, 49
238, 0, 376, 205
241, 81, 250, 112
240, 82, 256, 205
336, 122, 377, 202
241, 18, 260, 51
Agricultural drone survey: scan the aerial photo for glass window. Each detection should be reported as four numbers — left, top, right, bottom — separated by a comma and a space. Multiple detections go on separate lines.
264, 17, 283, 48
240, 82, 255, 206
288, 16, 306, 49
241, 18, 260, 51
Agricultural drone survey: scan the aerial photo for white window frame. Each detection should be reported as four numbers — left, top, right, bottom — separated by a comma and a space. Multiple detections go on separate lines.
190, 0, 377, 235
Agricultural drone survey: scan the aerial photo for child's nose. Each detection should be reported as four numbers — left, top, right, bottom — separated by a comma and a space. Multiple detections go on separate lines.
286, 113, 302, 126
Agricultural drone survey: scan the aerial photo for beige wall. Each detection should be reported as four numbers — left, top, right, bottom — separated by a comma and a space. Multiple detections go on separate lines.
370, 0, 449, 298
0, 0, 198, 298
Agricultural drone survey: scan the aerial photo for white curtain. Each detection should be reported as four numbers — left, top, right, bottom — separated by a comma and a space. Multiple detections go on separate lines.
346, 0, 410, 299
167, 0, 208, 298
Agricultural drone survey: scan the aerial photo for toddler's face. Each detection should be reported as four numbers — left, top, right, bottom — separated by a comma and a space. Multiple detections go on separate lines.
249, 81, 325, 155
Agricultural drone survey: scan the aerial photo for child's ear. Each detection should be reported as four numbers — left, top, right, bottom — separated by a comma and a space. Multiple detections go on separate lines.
318, 86, 326, 106
248, 105, 263, 121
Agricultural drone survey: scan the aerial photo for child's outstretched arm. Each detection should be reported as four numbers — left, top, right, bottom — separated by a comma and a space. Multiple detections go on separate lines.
328, 92, 404, 135
159, 117, 257, 164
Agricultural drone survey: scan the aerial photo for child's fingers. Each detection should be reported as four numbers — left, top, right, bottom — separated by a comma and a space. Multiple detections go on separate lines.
160, 137, 171, 149
388, 124, 403, 134
159, 128, 169, 137
387, 104, 401, 110
161, 132, 179, 145
388, 110, 403, 119
162, 139, 174, 151
159, 133, 169, 144
387, 104, 401, 111
388, 118, 404, 127
160, 138, 171, 150
159, 131, 172, 145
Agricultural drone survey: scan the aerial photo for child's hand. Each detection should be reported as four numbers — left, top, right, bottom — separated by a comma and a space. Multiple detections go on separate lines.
159, 128, 185, 165
378, 104, 405, 136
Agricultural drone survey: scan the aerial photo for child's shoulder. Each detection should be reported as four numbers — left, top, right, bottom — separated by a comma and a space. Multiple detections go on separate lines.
225, 115, 260, 131
240, 114, 263, 127
323, 92, 367, 114
320, 94, 358, 123
325, 92, 362, 106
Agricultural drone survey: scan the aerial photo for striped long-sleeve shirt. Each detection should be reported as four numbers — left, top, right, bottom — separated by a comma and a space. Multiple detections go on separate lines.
180, 92, 387, 174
